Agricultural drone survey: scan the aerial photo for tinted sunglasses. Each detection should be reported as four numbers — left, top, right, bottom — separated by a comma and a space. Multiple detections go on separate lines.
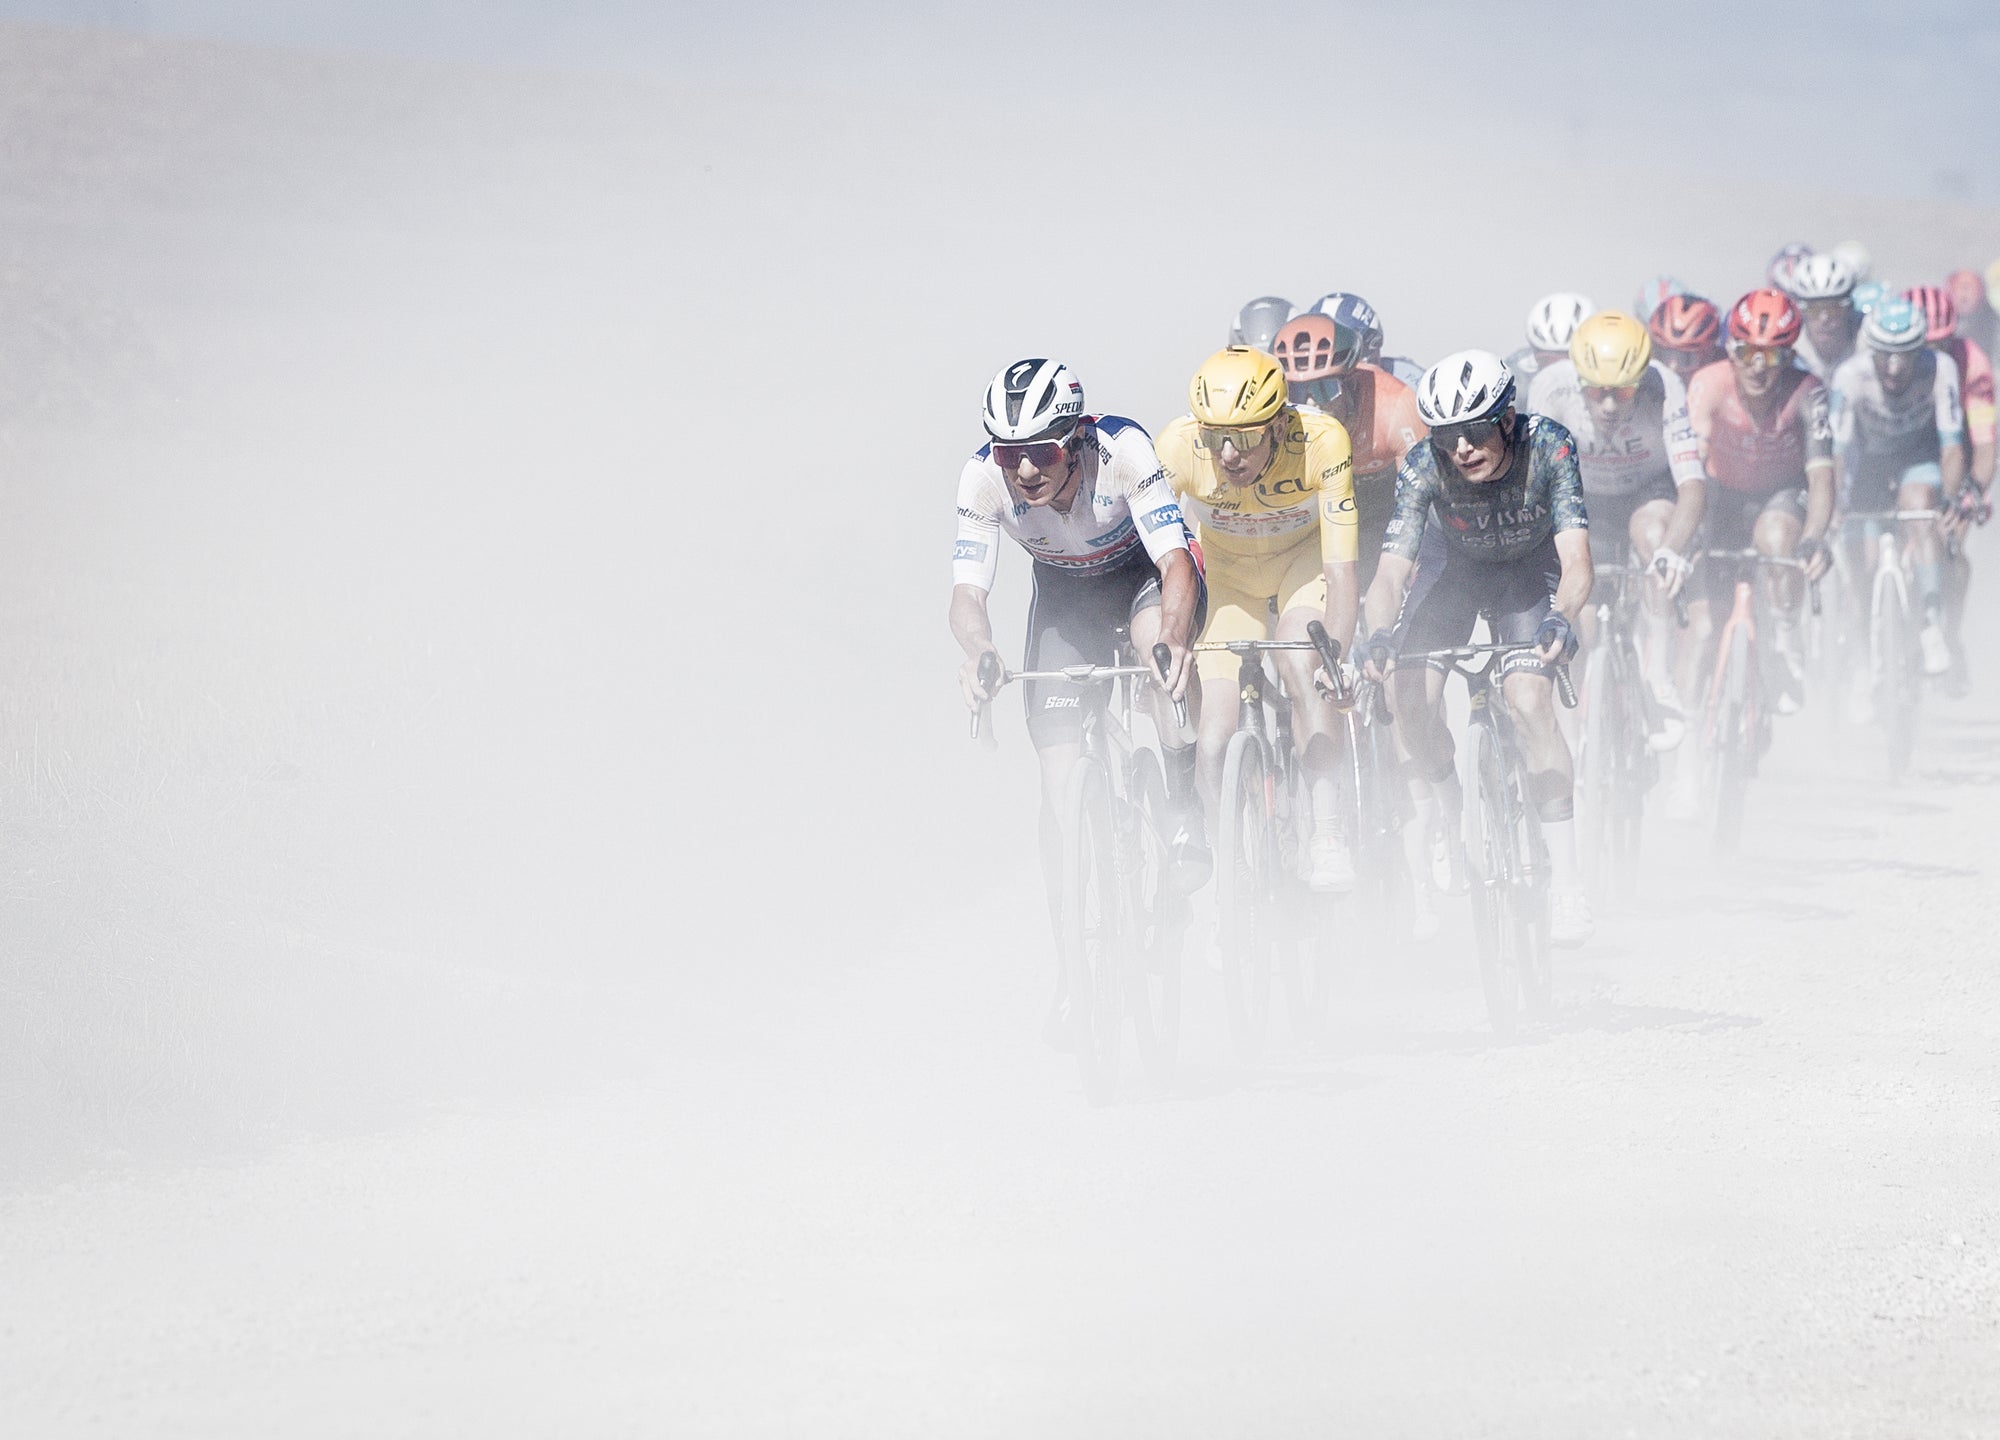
1582, 383, 1642, 403
1431, 416, 1507, 451
1726, 339, 1792, 372
1196, 421, 1276, 454
991, 437, 1070, 470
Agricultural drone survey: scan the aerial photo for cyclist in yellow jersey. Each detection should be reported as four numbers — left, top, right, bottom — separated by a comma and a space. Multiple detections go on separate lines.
1153, 346, 1361, 890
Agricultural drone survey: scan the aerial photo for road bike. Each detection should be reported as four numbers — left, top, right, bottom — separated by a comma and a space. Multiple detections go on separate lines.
1575, 564, 1674, 902
971, 638, 1188, 1103
1197, 623, 1348, 1056
1691, 548, 1815, 852
1837, 509, 1939, 782
1395, 641, 1575, 1035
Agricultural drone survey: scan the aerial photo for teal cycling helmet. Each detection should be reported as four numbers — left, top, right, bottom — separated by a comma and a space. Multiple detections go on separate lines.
1862, 297, 1928, 355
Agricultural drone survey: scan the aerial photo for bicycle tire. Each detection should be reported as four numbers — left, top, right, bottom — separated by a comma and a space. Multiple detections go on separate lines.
1470, 726, 1520, 1035
1216, 729, 1276, 1060
1515, 810, 1554, 1021
1060, 756, 1122, 1105
1123, 748, 1181, 1087
1577, 643, 1616, 899
1873, 569, 1916, 782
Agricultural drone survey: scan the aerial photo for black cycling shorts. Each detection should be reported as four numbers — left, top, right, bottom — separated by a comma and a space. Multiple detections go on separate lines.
1393, 535, 1562, 678
1022, 552, 1207, 747
1698, 487, 1805, 611
1585, 474, 1679, 568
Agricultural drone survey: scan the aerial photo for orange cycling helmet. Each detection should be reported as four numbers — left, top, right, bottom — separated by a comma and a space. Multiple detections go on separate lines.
1271, 313, 1354, 381
1903, 285, 1958, 344
1649, 294, 1722, 353
1727, 288, 1802, 348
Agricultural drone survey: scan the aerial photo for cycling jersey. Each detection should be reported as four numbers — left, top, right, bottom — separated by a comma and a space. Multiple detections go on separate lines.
1684, 361, 1833, 497
1503, 346, 1552, 386
1795, 330, 1857, 384
952, 415, 1190, 590
1828, 348, 1964, 474
1317, 364, 1427, 593
1940, 337, 1996, 448
1382, 413, 1588, 566
1153, 407, 1358, 566
1380, 355, 1426, 389
1526, 360, 1703, 497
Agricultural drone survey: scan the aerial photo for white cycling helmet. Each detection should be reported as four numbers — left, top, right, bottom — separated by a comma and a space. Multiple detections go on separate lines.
1788, 253, 1856, 302
982, 358, 1085, 442
1830, 240, 1873, 284
1416, 349, 1517, 427
1229, 295, 1296, 351
1525, 293, 1596, 353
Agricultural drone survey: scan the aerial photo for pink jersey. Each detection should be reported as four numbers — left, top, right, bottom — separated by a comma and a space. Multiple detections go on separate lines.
1685, 361, 1832, 497
1942, 337, 1997, 448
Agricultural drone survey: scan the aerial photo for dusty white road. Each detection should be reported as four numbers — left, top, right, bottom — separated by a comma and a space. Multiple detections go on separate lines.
8, 647, 2000, 1436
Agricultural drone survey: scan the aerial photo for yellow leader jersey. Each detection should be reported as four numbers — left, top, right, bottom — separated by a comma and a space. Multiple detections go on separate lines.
1152, 407, 1359, 571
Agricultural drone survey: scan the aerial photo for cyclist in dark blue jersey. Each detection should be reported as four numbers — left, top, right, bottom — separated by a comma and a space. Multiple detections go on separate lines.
1361, 349, 1597, 947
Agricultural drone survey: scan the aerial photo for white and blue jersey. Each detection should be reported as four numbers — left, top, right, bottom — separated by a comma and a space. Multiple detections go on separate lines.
951, 415, 1191, 590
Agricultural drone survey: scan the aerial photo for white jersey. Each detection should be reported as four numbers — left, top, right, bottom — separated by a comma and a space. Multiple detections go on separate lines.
1828, 348, 1964, 467
1526, 360, 1703, 497
951, 415, 1190, 590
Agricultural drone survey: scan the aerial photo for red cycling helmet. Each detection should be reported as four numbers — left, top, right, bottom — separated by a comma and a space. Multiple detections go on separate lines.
1727, 288, 1802, 348
1271, 312, 1360, 379
1648, 293, 1722, 352
1903, 284, 1958, 344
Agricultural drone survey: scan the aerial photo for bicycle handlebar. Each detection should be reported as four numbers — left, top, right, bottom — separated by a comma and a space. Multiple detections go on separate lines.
1394, 640, 1578, 708
1695, 547, 1821, 614
1305, 620, 1353, 707
1840, 509, 1942, 523
1152, 641, 1188, 732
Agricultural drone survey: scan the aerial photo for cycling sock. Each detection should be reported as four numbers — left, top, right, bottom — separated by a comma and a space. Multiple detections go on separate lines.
1526, 768, 1573, 823
1917, 560, 1944, 620
1434, 767, 1464, 836
1311, 774, 1341, 839
1543, 815, 1581, 888
1163, 740, 1198, 807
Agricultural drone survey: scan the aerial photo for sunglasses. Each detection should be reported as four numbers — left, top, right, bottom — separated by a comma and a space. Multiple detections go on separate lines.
991, 437, 1070, 470
1431, 416, 1507, 451
1196, 421, 1276, 454
1726, 339, 1792, 372
1582, 383, 1642, 403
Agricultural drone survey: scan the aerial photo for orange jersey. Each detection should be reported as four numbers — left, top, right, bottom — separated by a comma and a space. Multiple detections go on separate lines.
1322, 363, 1427, 481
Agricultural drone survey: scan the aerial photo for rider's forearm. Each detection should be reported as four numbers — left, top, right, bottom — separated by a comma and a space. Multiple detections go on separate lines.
1321, 561, 1359, 648
1157, 550, 1200, 647
949, 584, 996, 658
1552, 537, 1593, 623
1364, 554, 1413, 635
1662, 478, 1706, 555
1941, 442, 1967, 500
1973, 441, 1996, 493
1803, 464, 1836, 540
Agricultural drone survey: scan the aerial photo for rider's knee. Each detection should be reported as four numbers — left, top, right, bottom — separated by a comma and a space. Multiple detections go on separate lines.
1525, 768, 1573, 823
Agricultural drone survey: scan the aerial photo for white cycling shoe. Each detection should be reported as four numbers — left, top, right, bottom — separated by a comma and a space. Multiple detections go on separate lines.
1410, 880, 1442, 943
1921, 622, 1952, 677
1646, 676, 1686, 753
1308, 828, 1357, 894
1549, 887, 1595, 949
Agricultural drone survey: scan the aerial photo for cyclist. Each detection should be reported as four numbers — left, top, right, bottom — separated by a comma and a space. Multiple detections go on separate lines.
1308, 292, 1426, 388
1528, 311, 1704, 720
1789, 254, 1862, 382
1230, 295, 1295, 352
1648, 294, 1726, 386
1154, 346, 1361, 891
1634, 275, 1685, 324
950, 359, 1208, 1041
1359, 350, 1597, 948
1832, 296, 1960, 684
1947, 268, 1999, 369
1674, 290, 1836, 810
1828, 297, 1968, 679
1913, 282, 1996, 693
1508, 293, 1595, 385
1767, 241, 1816, 295
1272, 310, 1428, 595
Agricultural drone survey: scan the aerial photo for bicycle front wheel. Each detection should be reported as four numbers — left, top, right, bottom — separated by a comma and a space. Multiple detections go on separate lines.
1710, 623, 1755, 854
1873, 570, 1917, 782
1216, 729, 1276, 1060
1469, 727, 1521, 1035
1060, 756, 1122, 1105
1124, 748, 1182, 1088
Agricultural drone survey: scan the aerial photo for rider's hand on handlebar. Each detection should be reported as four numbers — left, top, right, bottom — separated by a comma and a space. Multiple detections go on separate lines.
1535, 614, 1578, 665
1359, 627, 1397, 683
1796, 535, 1831, 583
1650, 545, 1691, 598
959, 648, 1001, 710
1152, 637, 1192, 700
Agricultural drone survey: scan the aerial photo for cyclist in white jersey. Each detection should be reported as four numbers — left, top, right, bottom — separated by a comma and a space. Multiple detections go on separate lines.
1789, 255, 1862, 382
1828, 300, 1967, 676
1507, 292, 1595, 386
1528, 312, 1703, 719
951, 359, 1207, 1044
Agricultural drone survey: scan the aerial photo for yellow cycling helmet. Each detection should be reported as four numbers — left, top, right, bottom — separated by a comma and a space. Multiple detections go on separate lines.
1570, 311, 1653, 388
1189, 345, 1288, 427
